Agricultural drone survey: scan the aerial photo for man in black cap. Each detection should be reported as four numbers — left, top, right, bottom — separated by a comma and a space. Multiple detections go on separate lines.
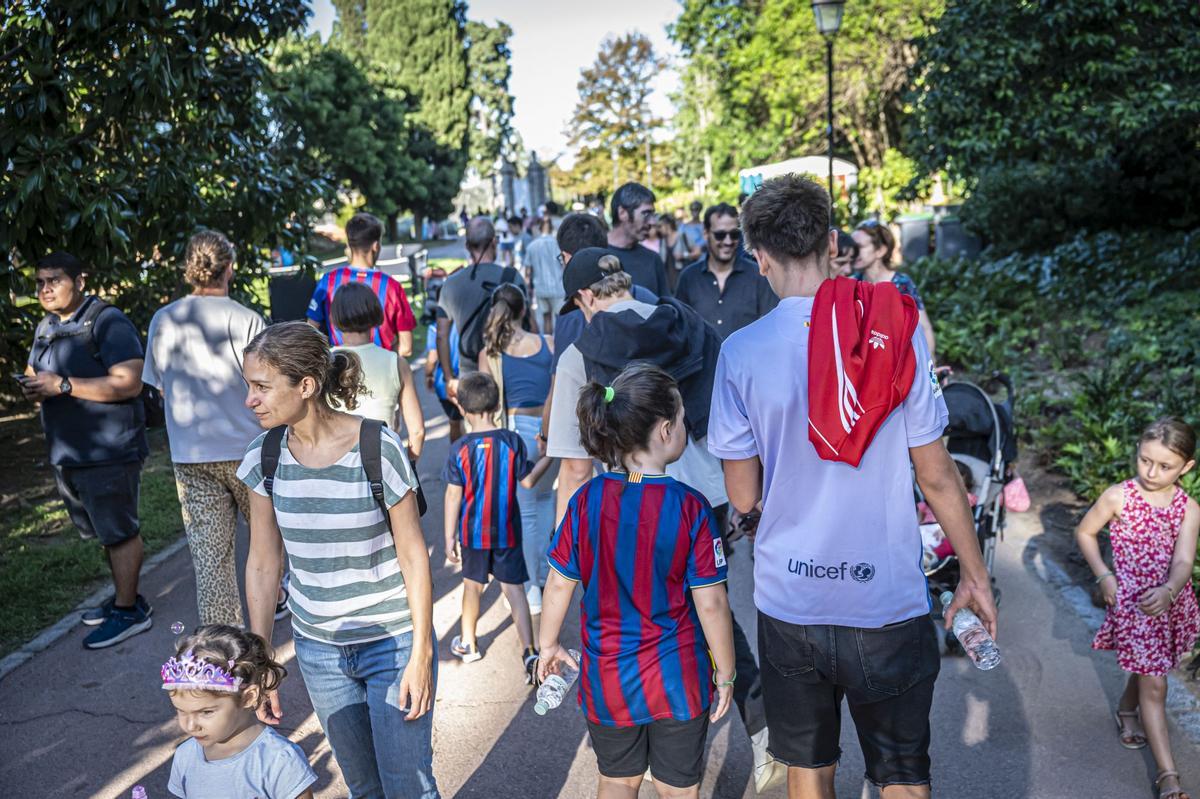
544, 248, 783, 792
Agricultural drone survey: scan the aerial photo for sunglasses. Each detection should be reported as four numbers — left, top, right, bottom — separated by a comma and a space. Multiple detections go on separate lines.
711, 229, 742, 242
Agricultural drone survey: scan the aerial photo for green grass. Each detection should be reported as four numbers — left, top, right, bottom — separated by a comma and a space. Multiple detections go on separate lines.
0, 431, 184, 658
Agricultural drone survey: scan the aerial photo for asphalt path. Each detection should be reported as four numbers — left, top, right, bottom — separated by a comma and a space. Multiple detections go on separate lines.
1, 371, 1197, 798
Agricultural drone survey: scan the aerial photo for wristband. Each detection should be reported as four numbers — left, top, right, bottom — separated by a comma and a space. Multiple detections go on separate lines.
1094, 572, 1115, 584
713, 669, 736, 688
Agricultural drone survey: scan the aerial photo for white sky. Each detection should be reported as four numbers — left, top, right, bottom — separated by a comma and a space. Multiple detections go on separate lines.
307, 0, 681, 169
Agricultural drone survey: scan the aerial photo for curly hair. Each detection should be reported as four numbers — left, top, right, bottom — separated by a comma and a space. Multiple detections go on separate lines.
170, 624, 287, 702
184, 230, 236, 288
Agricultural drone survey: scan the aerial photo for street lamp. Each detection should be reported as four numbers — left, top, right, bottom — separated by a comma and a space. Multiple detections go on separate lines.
811, 0, 845, 215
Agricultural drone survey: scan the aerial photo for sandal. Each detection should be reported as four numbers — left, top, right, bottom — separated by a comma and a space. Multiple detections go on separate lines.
1114, 709, 1147, 749
1156, 771, 1192, 799
450, 635, 482, 663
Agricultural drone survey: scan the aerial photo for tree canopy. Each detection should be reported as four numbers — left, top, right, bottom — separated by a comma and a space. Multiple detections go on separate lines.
907, 0, 1200, 251
0, 0, 324, 366
466, 19, 516, 174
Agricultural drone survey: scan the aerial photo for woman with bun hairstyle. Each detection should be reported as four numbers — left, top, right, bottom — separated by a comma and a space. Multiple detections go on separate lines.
237, 322, 440, 799
143, 230, 268, 627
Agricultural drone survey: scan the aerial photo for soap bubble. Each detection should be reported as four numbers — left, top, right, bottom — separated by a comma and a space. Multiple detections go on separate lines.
171, 621, 185, 635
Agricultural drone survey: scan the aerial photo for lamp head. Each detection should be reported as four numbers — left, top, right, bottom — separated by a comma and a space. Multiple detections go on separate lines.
811, 0, 846, 37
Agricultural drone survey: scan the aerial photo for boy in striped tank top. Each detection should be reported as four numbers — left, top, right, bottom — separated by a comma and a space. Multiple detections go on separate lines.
443, 372, 551, 681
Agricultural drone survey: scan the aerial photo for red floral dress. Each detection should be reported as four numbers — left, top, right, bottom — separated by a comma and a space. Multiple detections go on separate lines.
1092, 481, 1200, 676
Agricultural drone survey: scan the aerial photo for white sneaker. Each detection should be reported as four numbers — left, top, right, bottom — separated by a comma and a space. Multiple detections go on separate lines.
526, 584, 543, 615
751, 728, 786, 794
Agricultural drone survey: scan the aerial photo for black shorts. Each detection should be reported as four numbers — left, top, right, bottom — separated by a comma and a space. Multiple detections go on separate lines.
438, 397, 463, 422
461, 544, 528, 585
586, 714, 710, 788
758, 611, 940, 787
52, 461, 142, 547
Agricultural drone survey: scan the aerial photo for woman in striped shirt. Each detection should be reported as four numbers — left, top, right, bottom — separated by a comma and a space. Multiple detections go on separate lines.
237, 322, 439, 799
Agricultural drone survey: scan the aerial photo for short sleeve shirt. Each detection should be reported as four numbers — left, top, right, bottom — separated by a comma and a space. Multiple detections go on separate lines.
442, 429, 532, 549
548, 472, 727, 726
307, 266, 416, 349
604, 243, 669, 297
28, 297, 148, 466
707, 296, 947, 628
168, 726, 317, 799
237, 425, 417, 645
143, 296, 265, 463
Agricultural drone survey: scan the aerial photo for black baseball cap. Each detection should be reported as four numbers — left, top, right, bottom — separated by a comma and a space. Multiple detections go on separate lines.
558, 247, 624, 315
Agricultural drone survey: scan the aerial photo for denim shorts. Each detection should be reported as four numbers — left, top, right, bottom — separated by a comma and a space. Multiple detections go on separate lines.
757, 611, 940, 787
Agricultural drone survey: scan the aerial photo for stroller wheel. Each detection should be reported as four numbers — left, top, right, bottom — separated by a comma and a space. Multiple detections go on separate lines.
944, 630, 963, 656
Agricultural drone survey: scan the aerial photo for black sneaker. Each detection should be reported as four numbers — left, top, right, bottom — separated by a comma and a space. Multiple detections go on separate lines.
523, 647, 540, 686
83, 605, 153, 649
81, 594, 152, 626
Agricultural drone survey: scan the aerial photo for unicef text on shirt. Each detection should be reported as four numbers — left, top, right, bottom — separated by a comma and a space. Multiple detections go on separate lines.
787, 558, 876, 583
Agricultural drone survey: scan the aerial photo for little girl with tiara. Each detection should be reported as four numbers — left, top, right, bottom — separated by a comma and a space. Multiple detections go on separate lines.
1076, 417, 1200, 799
163, 624, 317, 799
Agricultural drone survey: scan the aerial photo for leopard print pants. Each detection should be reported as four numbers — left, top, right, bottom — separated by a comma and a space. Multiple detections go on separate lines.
173, 460, 251, 626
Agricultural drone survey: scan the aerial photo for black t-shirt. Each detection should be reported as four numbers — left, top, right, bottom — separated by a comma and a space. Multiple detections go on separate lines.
604, 243, 670, 298
29, 296, 148, 466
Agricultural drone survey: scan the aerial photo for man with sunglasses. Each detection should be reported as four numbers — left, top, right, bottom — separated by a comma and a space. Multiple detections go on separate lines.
605, 182, 670, 297
675, 203, 778, 339
21, 252, 152, 649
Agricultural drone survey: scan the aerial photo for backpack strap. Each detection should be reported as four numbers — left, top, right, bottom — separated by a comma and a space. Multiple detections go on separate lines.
261, 426, 286, 498
359, 418, 392, 531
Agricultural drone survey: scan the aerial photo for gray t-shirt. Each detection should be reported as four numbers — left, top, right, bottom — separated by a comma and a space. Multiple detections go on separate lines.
144, 295, 266, 463
168, 726, 316, 799
436, 261, 526, 371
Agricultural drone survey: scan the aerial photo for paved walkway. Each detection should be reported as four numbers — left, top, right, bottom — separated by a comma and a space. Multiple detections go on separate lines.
0, 376, 1197, 798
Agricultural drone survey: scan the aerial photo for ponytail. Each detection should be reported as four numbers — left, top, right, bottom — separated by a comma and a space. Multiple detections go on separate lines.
576, 363, 682, 467
328, 350, 364, 411
483, 283, 526, 357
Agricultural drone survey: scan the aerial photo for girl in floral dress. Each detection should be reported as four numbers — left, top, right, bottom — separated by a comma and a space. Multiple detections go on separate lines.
1077, 417, 1200, 799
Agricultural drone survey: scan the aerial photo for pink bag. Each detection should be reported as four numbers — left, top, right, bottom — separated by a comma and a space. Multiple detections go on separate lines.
1003, 475, 1031, 512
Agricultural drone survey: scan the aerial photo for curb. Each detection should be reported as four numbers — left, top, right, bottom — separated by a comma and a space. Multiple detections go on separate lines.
0, 534, 189, 683
1029, 537, 1200, 748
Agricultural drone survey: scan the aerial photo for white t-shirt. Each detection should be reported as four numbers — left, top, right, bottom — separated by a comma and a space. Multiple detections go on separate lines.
708, 296, 948, 628
333, 343, 400, 426
546, 299, 728, 507
143, 295, 266, 463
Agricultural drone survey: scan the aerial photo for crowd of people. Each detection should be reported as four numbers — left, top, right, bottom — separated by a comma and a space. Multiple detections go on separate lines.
17, 174, 1199, 799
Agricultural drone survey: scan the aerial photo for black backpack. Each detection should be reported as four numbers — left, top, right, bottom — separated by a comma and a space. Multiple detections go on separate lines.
259, 418, 428, 523
456, 263, 519, 362
69, 296, 166, 428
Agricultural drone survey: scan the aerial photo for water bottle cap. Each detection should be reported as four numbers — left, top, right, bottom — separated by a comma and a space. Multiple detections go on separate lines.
533, 701, 548, 716
939, 591, 954, 607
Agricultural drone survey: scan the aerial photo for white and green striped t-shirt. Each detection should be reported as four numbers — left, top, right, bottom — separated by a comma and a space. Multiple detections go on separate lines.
237, 426, 418, 645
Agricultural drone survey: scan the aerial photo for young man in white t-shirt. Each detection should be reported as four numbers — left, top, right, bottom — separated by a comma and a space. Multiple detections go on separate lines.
708, 175, 998, 798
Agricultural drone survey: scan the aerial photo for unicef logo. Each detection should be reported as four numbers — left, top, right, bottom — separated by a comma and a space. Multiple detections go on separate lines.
849, 562, 876, 583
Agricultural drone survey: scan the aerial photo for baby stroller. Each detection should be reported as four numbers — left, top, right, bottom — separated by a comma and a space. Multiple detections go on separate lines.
920, 373, 1017, 652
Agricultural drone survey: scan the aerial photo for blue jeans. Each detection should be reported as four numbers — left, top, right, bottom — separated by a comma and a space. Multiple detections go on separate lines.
510, 414, 555, 588
293, 631, 440, 799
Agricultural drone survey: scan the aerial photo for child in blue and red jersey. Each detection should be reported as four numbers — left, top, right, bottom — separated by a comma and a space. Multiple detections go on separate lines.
443, 372, 551, 682
538, 363, 735, 798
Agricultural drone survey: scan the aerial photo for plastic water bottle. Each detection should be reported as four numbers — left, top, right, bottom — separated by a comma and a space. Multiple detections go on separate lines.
131, 787, 148, 799
940, 591, 1001, 670
533, 649, 581, 715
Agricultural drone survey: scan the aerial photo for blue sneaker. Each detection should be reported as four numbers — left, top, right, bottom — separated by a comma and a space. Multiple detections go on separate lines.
81, 594, 152, 626
83, 605, 153, 649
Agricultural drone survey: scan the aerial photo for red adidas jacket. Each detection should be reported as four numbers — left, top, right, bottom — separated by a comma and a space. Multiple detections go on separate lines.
808, 276, 920, 467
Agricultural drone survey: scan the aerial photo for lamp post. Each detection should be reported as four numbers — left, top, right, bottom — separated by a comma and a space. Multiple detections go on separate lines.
811, 0, 845, 215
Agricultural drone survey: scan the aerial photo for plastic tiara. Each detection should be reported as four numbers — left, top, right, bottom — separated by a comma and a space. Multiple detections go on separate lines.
161, 650, 243, 693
